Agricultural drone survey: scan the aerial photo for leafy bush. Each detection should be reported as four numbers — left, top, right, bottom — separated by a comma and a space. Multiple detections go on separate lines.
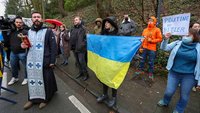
64, 0, 95, 11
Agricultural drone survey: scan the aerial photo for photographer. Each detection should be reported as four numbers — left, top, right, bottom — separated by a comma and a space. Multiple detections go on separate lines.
1, 30, 11, 63
7, 16, 28, 86
0, 16, 13, 64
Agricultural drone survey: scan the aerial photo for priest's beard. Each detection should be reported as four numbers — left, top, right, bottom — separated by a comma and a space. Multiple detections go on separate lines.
33, 20, 43, 28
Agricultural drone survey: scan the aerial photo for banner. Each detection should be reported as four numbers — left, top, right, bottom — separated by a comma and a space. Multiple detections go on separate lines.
162, 13, 190, 35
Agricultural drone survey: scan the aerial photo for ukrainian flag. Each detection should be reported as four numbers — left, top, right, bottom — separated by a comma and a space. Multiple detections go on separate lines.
87, 34, 142, 89
0, 49, 3, 78
0, 32, 3, 77
0, 31, 3, 41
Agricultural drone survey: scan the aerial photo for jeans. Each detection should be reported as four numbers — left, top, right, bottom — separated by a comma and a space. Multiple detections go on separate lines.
139, 48, 156, 73
10, 52, 27, 78
60, 46, 68, 63
73, 51, 87, 74
103, 83, 117, 97
162, 71, 195, 113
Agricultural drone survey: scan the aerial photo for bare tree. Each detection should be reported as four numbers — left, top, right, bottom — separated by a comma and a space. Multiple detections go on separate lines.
58, 0, 68, 17
30, 0, 43, 13
96, 0, 114, 18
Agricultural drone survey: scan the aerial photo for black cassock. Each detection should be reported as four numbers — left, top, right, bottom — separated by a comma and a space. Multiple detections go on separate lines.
28, 26, 57, 103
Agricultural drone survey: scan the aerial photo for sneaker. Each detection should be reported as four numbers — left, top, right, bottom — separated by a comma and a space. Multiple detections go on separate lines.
60, 62, 65, 65
97, 94, 108, 103
148, 73, 154, 80
192, 87, 197, 92
108, 97, 117, 108
172, 110, 179, 113
157, 99, 168, 107
8, 77, 19, 85
22, 79, 28, 85
134, 70, 144, 75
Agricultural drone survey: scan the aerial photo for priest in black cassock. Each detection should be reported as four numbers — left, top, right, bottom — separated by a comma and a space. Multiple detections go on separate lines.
22, 11, 57, 110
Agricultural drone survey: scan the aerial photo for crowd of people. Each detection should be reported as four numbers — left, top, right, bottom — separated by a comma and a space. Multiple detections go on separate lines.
0, 11, 200, 113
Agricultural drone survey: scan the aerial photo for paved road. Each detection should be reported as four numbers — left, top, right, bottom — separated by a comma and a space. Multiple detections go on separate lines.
0, 68, 99, 113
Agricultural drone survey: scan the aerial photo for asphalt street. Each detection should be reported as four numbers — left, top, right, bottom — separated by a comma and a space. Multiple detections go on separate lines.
0, 67, 99, 113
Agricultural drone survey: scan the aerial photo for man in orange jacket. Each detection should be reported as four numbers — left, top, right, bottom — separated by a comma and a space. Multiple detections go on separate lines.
137, 16, 162, 80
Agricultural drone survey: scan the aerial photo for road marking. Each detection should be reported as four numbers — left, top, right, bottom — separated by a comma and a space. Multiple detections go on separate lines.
68, 95, 91, 113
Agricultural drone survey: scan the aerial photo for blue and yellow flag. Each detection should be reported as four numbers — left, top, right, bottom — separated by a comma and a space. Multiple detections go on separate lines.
0, 31, 3, 41
0, 54, 2, 78
87, 34, 142, 89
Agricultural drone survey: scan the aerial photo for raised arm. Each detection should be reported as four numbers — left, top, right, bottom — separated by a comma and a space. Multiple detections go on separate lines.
160, 33, 180, 51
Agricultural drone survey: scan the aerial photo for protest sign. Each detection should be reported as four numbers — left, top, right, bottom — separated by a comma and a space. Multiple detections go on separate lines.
162, 13, 190, 35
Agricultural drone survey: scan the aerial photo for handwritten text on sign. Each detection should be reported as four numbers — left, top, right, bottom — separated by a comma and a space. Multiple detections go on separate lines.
162, 13, 190, 35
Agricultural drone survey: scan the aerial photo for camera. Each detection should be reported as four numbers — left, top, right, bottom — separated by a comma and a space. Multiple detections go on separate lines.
0, 16, 15, 31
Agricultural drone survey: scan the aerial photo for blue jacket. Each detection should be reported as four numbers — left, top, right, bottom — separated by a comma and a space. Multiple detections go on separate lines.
160, 39, 200, 85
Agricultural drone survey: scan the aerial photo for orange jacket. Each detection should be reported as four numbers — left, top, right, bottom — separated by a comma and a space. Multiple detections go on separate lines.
142, 16, 162, 51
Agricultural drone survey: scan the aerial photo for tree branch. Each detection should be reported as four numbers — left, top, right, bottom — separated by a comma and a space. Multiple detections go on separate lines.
58, 0, 68, 17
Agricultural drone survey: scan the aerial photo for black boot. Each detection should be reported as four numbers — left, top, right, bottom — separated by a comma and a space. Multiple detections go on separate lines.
75, 73, 84, 79
97, 94, 108, 103
60, 61, 65, 65
82, 72, 89, 81
108, 97, 117, 107
63, 61, 68, 66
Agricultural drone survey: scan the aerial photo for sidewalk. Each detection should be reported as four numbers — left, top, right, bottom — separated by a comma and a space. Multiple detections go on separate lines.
56, 52, 200, 113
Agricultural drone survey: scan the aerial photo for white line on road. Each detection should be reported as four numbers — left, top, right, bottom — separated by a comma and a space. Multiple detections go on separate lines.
68, 95, 91, 113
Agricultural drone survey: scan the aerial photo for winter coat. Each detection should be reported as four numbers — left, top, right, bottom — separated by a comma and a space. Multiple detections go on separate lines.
9, 28, 28, 54
160, 39, 200, 86
142, 16, 162, 51
94, 26, 102, 35
94, 18, 102, 34
95, 18, 103, 24
118, 18, 136, 36
70, 24, 87, 52
101, 17, 118, 35
58, 30, 70, 58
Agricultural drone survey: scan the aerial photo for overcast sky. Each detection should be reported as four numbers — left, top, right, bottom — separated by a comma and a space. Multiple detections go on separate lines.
0, 0, 5, 16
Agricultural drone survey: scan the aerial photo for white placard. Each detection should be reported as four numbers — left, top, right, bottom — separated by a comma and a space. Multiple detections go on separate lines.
162, 13, 190, 35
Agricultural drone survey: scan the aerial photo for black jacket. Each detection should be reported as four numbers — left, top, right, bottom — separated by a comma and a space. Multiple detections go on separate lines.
101, 17, 118, 35
70, 24, 87, 52
2, 31, 10, 48
9, 28, 28, 54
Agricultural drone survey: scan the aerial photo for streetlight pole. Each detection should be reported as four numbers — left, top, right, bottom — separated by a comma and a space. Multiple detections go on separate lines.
156, 0, 163, 25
